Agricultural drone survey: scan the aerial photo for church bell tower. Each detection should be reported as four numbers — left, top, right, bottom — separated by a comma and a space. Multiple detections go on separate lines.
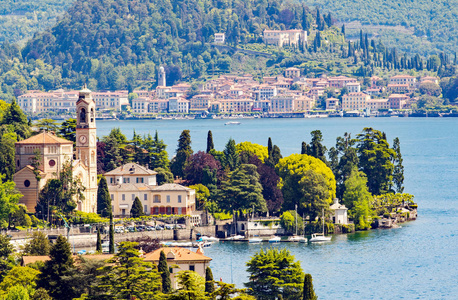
75, 86, 98, 213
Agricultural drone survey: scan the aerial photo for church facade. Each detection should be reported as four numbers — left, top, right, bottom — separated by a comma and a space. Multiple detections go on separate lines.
13, 87, 98, 213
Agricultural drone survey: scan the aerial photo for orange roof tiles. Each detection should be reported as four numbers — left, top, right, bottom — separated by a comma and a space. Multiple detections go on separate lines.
16, 132, 72, 145
143, 247, 212, 263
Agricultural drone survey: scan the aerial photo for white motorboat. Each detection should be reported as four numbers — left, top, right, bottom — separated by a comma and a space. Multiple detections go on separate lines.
201, 236, 219, 242
309, 234, 332, 243
288, 235, 307, 243
224, 121, 241, 125
249, 238, 263, 243
226, 235, 244, 240
268, 236, 281, 243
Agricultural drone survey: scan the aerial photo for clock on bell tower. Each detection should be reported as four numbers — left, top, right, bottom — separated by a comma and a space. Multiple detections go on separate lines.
75, 85, 98, 213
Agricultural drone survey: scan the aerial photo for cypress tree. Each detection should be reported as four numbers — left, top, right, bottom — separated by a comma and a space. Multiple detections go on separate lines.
303, 273, 317, 300
301, 142, 308, 155
37, 235, 76, 300
171, 130, 193, 177
392, 137, 404, 193
341, 24, 345, 36
130, 197, 144, 218
109, 209, 114, 254
268, 137, 273, 155
223, 138, 239, 171
96, 228, 102, 252
158, 250, 172, 293
206, 130, 214, 153
205, 266, 215, 297
97, 176, 111, 217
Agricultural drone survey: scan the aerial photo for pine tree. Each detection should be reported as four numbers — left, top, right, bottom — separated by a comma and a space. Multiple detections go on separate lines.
303, 274, 317, 300
130, 197, 144, 218
150, 131, 169, 170
96, 228, 102, 252
97, 176, 111, 217
23, 232, 50, 255
205, 266, 215, 297
158, 250, 172, 293
206, 131, 214, 153
37, 235, 76, 300
97, 242, 162, 299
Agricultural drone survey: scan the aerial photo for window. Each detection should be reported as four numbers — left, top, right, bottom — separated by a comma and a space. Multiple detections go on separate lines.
166, 207, 172, 214
144, 194, 147, 201
110, 178, 113, 184
24, 180, 30, 187
136, 177, 144, 183
144, 205, 148, 213
178, 195, 182, 203
48, 159, 56, 167
169, 267, 173, 274
153, 195, 161, 203
132, 194, 135, 200
122, 194, 125, 201
111, 194, 114, 201
189, 265, 195, 271
167, 195, 171, 203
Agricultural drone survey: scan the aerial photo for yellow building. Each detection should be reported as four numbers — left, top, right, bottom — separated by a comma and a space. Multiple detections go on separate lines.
105, 163, 196, 217
144, 247, 212, 290
13, 87, 98, 213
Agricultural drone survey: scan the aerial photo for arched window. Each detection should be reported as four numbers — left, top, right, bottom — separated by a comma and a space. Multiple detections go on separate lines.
90, 108, 95, 122
80, 108, 86, 123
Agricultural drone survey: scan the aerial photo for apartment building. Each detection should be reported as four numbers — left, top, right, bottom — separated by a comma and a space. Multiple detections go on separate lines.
342, 92, 371, 110
293, 96, 315, 111
132, 97, 150, 114
18, 90, 78, 113
389, 75, 416, 88
219, 99, 254, 113
190, 94, 213, 112
168, 97, 189, 113
326, 98, 339, 110
328, 76, 358, 88
346, 82, 361, 93
285, 67, 301, 78
214, 33, 225, 44
388, 94, 410, 109
270, 96, 295, 112
367, 99, 390, 110
258, 85, 277, 100
387, 84, 410, 94
93, 91, 129, 110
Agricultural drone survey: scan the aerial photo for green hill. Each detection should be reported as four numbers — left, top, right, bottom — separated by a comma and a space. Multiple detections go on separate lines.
0, 0, 75, 44
300, 0, 458, 56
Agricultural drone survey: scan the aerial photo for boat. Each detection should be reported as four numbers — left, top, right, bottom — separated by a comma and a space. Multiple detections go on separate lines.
309, 209, 332, 243
288, 235, 307, 243
268, 236, 281, 243
193, 241, 213, 248
201, 236, 219, 242
224, 121, 241, 125
309, 233, 331, 242
248, 237, 263, 243
226, 235, 244, 240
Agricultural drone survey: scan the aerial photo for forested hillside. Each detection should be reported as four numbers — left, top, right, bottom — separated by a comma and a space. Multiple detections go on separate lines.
21, 0, 319, 92
0, 0, 74, 44
300, 0, 458, 56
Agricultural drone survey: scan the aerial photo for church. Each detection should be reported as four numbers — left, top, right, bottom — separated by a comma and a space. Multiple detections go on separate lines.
13, 87, 98, 213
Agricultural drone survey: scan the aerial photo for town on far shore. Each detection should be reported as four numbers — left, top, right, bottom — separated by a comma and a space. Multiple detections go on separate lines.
17, 63, 446, 120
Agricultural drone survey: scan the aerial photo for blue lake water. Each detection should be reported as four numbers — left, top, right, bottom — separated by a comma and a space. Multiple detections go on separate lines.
98, 118, 458, 299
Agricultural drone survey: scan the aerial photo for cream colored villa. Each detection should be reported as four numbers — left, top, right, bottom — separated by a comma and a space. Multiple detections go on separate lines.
143, 247, 212, 289
13, 87, 98, 213
105, 163, 196, 217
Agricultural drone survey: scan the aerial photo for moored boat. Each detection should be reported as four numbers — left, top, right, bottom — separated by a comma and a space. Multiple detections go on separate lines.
268, 236, 281, 243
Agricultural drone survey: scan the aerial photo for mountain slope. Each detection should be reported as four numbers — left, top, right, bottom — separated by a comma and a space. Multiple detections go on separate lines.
300, 0, 458, 55
0, 0, 75, 44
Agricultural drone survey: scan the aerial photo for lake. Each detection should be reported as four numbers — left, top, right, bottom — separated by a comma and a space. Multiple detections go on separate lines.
98, 117, 458, 299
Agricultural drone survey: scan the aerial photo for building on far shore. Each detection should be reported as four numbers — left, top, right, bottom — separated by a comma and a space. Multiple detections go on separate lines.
330, 198, 348, 225
214, 33, 225, 44
263, 29, 307, 47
